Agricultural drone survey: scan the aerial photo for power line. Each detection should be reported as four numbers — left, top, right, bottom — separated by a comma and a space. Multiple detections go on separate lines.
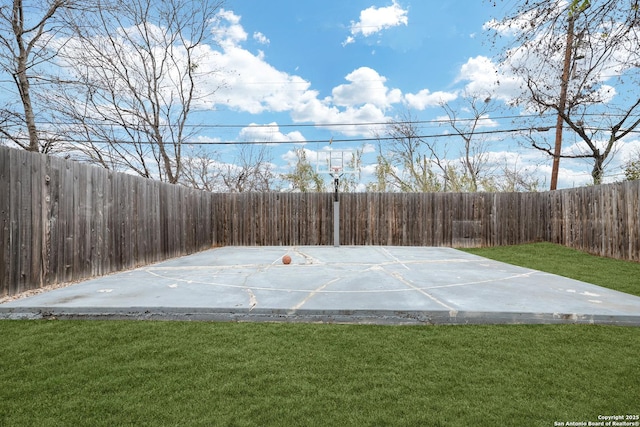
185, 114, 552, 128
183, 126, 560, 145
34, 111, 639, 130
5, 126, 555, 146
32, 113, 555, 130
8, 123, 640, 147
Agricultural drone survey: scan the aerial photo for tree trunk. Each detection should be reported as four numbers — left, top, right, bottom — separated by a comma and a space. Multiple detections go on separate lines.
13, 0, 39, 152
16, 67, 39, 152
592, 154, 604, 185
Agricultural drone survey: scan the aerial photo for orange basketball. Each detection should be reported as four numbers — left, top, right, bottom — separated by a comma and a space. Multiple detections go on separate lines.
282, 255, 292, 265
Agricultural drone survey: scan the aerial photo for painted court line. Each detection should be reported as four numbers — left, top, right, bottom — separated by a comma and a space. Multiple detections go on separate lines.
289, 278, 342, 311
141, 266, 544, 294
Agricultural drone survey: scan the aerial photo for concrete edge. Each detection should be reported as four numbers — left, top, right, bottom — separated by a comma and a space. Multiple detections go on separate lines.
1, 307, 639, 326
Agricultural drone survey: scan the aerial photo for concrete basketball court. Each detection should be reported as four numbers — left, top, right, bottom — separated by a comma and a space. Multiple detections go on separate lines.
2, 246, 640, 325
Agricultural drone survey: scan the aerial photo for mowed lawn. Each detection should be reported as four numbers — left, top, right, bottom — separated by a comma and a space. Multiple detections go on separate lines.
463, 242, 640, 297
1, 243, 639, 426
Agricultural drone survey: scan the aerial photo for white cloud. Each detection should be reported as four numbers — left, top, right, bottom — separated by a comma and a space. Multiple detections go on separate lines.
456, 55, 522, 102
212, 9, 247, 48
198, 47, 312, 114
553, 165, 592, 188
362, 143, 376, 154
593, 84, 617, 104
404, 89, 458, 110
192, 135, 222, 144
344, 1, 409, 45
206, 10, 536, 143
342, 36, 355, 47
441, 113, 499, 129
290, 97, 389, 137
285, 67, 407, 136
198, 11, 399, 136
198, 10, 314, 114
618, 138, 640, 163
331, 67, 402, 109
253, 32, 269, 45
238, 123, 305, 144
478, 115, 500, 128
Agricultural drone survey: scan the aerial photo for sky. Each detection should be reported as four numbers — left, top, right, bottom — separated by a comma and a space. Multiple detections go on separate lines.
183, 0, 640, 190
3, 0, 639, 190
195, 0, 508, 183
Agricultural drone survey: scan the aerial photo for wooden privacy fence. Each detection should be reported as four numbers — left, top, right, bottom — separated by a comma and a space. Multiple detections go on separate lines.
1, 147, 216, 297
211, 192, 550, 247
1, 146, 639, 297
211, 185, 640, 259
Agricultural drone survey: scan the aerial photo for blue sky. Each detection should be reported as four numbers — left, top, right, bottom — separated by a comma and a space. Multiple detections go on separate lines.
4, 0, 638, 189
190, 0, 640, 189
201, 0, 498, 125
190, 1, 530, 187
185, 0, 640, 190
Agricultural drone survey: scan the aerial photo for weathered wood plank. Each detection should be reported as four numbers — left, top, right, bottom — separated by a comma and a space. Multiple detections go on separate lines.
0, 145, 10, 296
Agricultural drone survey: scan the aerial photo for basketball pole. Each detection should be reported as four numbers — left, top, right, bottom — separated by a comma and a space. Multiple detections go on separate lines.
333, 173, 340, 247
317, 148, 355, 249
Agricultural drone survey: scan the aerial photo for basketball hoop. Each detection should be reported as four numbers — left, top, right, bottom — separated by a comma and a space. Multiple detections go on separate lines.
315, 148, 358, 248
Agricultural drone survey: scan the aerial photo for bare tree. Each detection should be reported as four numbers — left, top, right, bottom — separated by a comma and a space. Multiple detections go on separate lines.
179, 147, 223, 191
481, 157, 541, 192
370, 111, 443, 192
180, 145, 280, 192
488, 0, 640, 184
47, 0, 223, 183
0, 0, 75, 151
372, 102, 540, 192
219, 145, 279, 192
439, 93, 499, 192
373, 103, 507, 193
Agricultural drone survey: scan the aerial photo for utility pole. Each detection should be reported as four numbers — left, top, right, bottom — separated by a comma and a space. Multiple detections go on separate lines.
550, 13, 575, 191
550, 0, 590, 190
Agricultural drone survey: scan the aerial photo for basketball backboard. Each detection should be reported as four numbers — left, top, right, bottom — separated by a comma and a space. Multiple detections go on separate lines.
316, 150, 358, 176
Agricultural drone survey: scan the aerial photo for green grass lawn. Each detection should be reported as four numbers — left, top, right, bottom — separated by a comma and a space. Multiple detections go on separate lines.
1, 321, 639, 426
463, 242, 640, 297
1, 243, 639, 426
